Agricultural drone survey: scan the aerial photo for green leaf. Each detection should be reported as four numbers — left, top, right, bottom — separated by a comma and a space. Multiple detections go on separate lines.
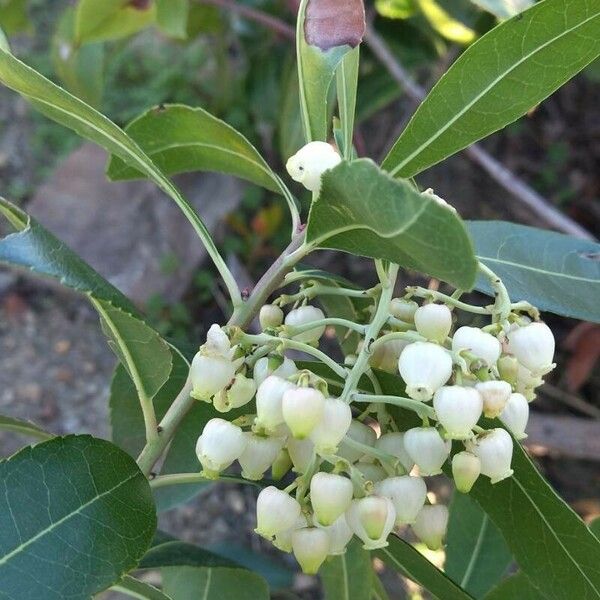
112, 576, 173, 600
321, 538, 372, 600
306, 159, 478, 290
93, 298, 172, 404
590, 516, 600, 539
375, 0, 417, 19
156, 0, 189, 38
75, 0, 156, 44
336, 46, 360, 160
0, 435, 156, 598
468, 436, 600, 600
469, 0, 534, 20
0, 197, 138, 315
371, 569, 391, 600
297, 0, 365, 141
446, 492, 512, 598
0, 0, 30, 35
417, 0, 476, 44
0, 25, 9, 53
383, 0, 600, 178
140, 540, 238, 570
107, 104, 281, 194
468, 221, 600, 323
162, 566, 270, 600
484, 573, 548, 600
0, 415, 53, 442
376, 536, 475, 600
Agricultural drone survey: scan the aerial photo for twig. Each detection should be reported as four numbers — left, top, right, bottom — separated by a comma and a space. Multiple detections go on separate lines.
364, 26, 595, 241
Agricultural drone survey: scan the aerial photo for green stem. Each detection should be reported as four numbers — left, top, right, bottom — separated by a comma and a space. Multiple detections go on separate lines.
149, 472, 262, 489
342, 435, 396, 467
370, 330, 423, 351
406, 286, 492, 315
273, 173, 302, 235
352, 393, 435, 419
478, 262, 511, 323
285, 317, 366, 335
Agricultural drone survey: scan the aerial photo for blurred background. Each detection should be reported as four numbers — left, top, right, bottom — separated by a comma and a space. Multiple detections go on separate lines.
0, 0, 599, 597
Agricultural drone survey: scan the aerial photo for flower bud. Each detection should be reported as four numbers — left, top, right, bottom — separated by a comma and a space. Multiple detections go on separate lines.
309, 397, 352, 454
433, 385, 483, 440
412, 505, 449, 550
273, 514, 307, 553
398, 342, 453, 401
310, 472, 353, 526
414, 303, 452, 343
476, 380, 512, 419
497, 355, 519, 386
190, 353, 235, 401
255, 486, 302, 539
500, 392, 529, 439
403, 427, 451, 475
507, 322, 555, 375
213, 373, 256, 413
452, 451, 481, 493
337, 420, 377, 463
271, 448, 293, 480
286, 141, 342, 194
285, 305, 326, 344
259, 304, 284, 330
253, 356, 298, 388
375, 476, 427, 525
282, 387, 325, 438
238, 434, 284, 480
515, 363, 543, 400
204, 323, 231, 356
375, 432, 414, 473
287, 437, 316, 473
316, 515, 353, 555
389, 298, 418, 322
452, 326, 501, 367
370, 339, 409, 373
292, 527, 331, 574
345, 496, 396, 550
255, 375, 296, 432
195, 419, 247, 477
471, 428, 514, 484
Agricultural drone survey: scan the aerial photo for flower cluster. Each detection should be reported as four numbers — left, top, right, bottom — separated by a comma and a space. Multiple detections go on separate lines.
189, 279, 555, 574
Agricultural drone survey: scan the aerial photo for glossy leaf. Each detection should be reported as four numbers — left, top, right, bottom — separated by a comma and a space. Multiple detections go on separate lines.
446, 492, 512, 598
0, 415, 53, 442
417, 0, 476, 44
469, 0, 534, 19
75, 0, 155, 44
336, 46, 360, 160
377, 536, 475, 600
484, 573, 548, 600
112, 576, 173, 600
162, 566, 270, 600
156, 0, 189, 39
0, 435, 156, 598
321, 538, 372, 600
590, 517, 600, 539
383, 0, 600, 177
0, 198, 138, 315
140, 540, 238, 570
468, 221, 600, 323
297, 0, 365, 141
306, 159, 478, 290
468, 436, 600, 600
107, 104, 281, 194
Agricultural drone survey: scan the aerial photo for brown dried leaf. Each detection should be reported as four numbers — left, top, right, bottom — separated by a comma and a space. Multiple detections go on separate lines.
304, 0, 365, 50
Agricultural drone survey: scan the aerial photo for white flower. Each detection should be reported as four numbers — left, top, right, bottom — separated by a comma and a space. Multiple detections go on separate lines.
500, 392, 529, 440
452, 326, 501, 367
354, 461, 387, 484
414, 303, 452, 343
507, 322, 555, 375
515, 362, 544, 400
282, 387, 325, 439
255, 375, 296, 432
476, 380, 512, 419
310, 472, 354, 526
291, 527, 331, 574
213, 373, 256, 413
259, 304, 284, 330
285, 305, 326, 344
375, 476, 427, 525
316, 515, 353, 555
433, 385, 483, 440
412, 505, 449, 550
273, 514, 307, 553
389, 298, 418, 322
403, 427, 451, 475
255, 486, 302, 539
471, 428, 514, 484
370, 338, 409, 373
309, 397, 352, 454
398, 342, 453, 401
337, 420, 377, 463
287, 437, 316, 473
346, 496, 396, 550
190, 354, 235, 401
286, 141, 342, 194
238, 434, 285, 480
452, 451, 481, 493
253, 356, 298, 388
195, 419, 247, 477
204, 323, 231, 356
375, 432, 414, 473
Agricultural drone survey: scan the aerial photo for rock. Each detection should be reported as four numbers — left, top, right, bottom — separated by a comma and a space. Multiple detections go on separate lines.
28, 144, 244, 305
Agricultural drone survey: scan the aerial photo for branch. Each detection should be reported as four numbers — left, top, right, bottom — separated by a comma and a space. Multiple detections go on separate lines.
364, 26, 595, 241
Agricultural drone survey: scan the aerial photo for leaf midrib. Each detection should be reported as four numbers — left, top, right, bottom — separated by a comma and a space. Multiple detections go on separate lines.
460, 515, 489, 589
389, 10, 600, 175
0, 471, 140, 566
